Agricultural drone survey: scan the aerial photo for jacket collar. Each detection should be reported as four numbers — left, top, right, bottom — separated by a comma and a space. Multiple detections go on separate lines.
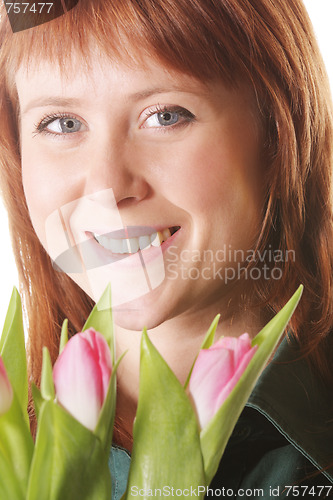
247, 337, 333, 482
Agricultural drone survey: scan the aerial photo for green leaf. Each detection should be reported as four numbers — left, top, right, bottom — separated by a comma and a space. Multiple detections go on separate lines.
0, 449, 25, 500
125, 329, 205, 499
59, 319, 69, 354
251, 285, 303, 351
26, 400, 111, 500
0, 289, 33, 496
40, 347, 55, 401
31, 383, 44, 421
0, 394, 34, 498
184, 314, 220, 389
94, 353, 126, 453
0, 288, 28, 426
200, 314, 221, 350
83, 284, 114, 363
200, 285, 303, 484
83, 284, 119, 453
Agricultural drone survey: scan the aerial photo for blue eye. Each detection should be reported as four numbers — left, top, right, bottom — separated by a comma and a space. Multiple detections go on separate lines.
147, 111, 180, 127
158, 111, 179, 125
36, 114, 85, 135
55, 117, 82, 133
143, 106, 195, 129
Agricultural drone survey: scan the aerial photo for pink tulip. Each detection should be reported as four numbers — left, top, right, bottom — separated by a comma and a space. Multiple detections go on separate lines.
0, 357, 13, 415
189, 333, 257, 429
53, 328, 112, 431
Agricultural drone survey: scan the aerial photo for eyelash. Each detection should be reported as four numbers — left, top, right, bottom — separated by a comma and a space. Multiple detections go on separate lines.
142, 104, 196, 130
33, 105, 196, 138
33, 112, 82, 138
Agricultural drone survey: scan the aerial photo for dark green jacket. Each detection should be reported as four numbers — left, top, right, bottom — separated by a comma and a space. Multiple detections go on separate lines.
210, 338, 333, 498
109, 339, 333, 499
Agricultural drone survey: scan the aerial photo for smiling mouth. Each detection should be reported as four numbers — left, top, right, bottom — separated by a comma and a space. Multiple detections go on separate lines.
92, 226, 181, 255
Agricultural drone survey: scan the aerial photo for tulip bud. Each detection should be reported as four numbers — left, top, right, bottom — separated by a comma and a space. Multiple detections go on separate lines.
53, 328, 112, 431
189, 333, 257, 429
0, 357, 13, 415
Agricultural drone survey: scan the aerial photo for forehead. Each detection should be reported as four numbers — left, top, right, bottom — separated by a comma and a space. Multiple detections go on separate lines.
15, 51, 214, 110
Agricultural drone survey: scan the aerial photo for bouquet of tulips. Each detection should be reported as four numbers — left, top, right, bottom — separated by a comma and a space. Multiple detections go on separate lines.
0, 284, 303, 499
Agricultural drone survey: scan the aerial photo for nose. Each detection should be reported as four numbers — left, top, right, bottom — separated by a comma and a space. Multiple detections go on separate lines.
83, 135, 151, 209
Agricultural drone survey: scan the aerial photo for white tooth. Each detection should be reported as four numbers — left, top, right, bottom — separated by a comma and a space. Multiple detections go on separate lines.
96, 235, 108, 250
128, 237, 139, 253
95, 233, 155, 254
163, 228, 171, 241
111, 239, 123, 254
108, 239, 115, 252
103, 235, 113, 251
151, 231, 164, 247
150, 232, 158, 246
122, 239, 129, 253
139, 235, 151, 250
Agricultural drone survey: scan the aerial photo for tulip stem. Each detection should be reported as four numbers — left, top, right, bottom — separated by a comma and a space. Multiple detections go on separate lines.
59, 319, 69, 355
40, 348, 55, 401
184, 314, 220, 390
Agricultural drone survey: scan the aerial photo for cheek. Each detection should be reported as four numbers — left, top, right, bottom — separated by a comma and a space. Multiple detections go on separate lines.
145, 127, 264, 222
21, 148, 74, 247
21, 156, 48, 244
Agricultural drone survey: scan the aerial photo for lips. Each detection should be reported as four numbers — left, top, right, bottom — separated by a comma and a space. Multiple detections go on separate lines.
51, 225, 181, 273
92, 226, 180, 255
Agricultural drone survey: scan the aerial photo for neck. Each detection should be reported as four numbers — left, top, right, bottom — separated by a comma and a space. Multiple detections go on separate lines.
112, 295, 267, 452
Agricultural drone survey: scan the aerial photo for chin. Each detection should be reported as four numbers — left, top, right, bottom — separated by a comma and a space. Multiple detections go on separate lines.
112, 307, 166, 332
72, 271, 181, 330
111, 291, 173, 331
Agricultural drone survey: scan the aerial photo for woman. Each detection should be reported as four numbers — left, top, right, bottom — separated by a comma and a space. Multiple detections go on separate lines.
0, 0, 332, 497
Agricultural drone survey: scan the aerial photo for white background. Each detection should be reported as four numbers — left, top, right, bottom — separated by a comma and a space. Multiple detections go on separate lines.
1, 0, 333, 329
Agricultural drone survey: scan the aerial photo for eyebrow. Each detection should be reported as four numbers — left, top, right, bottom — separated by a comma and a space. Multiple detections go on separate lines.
22, 86, 208, 115
131, 86, 207, 100
22, 97, 85, 115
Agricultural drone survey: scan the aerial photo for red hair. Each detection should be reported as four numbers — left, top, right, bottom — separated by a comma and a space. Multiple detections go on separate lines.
0, 0, 333, 431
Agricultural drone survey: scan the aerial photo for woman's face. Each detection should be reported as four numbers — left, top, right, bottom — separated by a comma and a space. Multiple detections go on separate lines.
16, 51, 264, 329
